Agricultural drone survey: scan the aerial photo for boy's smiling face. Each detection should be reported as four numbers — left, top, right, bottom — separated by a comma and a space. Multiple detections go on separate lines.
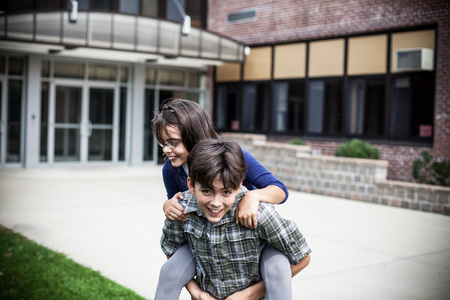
187, 177, 241, 223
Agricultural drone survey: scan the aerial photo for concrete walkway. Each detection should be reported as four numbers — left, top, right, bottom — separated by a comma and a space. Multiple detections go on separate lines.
0, 166, 449, 300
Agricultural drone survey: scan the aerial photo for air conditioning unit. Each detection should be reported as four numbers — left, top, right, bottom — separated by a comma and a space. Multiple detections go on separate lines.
395, 48, 434, 71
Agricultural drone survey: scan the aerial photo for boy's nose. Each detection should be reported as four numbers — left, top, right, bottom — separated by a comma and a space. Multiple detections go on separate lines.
210, 194, 221, 206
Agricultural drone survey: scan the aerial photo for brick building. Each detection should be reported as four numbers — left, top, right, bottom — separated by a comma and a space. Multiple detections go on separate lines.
210, 0, 449, 182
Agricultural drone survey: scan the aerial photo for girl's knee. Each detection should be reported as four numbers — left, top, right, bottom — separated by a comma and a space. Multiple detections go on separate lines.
159, 259, 182, 281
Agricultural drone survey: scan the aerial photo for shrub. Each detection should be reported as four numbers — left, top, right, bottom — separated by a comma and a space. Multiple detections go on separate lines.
334, 139, 380, 159
289, 138, 306, 146
412, 151, 450, 187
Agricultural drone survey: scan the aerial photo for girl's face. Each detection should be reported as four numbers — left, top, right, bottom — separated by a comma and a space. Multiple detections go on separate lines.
160, 126, 189, 168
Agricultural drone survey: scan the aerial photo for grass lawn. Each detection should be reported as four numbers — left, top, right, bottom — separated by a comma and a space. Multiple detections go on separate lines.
0, 225, 147, 300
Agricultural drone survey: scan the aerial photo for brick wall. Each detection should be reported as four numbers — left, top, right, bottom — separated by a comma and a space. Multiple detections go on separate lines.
223, 133, 450, 216
268, 138, 434, 182
208, 0, 450, 183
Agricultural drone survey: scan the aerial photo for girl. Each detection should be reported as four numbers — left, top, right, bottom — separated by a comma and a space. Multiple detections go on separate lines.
153, 99, 293, 299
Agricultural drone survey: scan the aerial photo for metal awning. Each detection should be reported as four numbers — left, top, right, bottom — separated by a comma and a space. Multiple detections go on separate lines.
0, 11, 245, 67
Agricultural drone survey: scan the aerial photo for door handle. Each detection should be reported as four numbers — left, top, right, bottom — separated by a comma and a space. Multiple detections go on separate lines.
87, 120, 93, 137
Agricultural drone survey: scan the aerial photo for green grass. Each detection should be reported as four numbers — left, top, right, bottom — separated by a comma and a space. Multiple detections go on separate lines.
0, 225, 147, 300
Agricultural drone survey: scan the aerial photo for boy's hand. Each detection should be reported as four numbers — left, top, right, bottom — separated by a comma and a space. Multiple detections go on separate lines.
236, 190, 259, 229
163, 192, 189, 221
225, 289, 252, 300
197, 292, 214, 300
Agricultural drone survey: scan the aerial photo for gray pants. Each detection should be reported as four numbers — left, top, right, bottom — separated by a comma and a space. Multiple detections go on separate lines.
155, 244, 292, 300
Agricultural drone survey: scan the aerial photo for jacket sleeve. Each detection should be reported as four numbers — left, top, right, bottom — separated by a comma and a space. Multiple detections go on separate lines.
242, 148, 289, 203
162, 160, 181, 199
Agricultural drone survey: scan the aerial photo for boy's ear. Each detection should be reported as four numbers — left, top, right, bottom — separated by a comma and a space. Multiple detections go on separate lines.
187, 177, 195, 194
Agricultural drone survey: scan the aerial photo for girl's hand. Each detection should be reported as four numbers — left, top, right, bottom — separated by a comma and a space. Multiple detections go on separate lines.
235, 190, 259, 229
163, 192, 189, 221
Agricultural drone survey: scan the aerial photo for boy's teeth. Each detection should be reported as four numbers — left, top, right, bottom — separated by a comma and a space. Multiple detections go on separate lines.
211, 209, 220, 213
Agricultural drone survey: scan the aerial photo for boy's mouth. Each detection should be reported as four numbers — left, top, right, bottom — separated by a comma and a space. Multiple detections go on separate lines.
208, 208, 223, 215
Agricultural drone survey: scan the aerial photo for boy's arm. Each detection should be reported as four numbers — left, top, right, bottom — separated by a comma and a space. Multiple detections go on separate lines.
258, 204, 312, 268
291, 253, 311, 277
185, 280, 215, 300
225, 254, 311, 300
224, 281, 266, 300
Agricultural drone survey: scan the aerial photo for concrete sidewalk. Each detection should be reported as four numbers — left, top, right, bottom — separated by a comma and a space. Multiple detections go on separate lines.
0, 166, 449, 300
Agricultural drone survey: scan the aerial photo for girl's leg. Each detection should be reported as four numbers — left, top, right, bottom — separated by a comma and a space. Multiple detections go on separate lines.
155, 244, 196, 300
260, 244, 292, 300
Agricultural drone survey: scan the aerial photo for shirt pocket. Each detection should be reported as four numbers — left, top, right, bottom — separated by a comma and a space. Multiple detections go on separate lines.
224, 227, 260, 278
184, 221, 210, 258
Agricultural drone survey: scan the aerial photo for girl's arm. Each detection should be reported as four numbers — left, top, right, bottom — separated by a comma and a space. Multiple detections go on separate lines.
162, 161, 189, 221
236, 186, 285, 228
237, 149, 288, 228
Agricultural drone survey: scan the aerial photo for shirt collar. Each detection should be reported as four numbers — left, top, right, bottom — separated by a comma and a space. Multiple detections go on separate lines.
183, 186, 248, 226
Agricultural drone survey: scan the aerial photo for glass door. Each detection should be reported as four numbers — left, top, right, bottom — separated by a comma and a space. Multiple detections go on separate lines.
53, 86, 82, 162
0, 79, 23, 166
0, 80, 4, 165
49, 83, 118, 165
87, 87, 115, 162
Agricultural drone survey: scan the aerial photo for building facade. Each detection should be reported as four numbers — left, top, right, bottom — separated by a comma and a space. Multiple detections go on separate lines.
0, 0, 244, 168
210, 0, 449, 182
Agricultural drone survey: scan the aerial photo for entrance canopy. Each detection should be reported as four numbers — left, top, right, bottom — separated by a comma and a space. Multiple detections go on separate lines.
0, 11, 245, 67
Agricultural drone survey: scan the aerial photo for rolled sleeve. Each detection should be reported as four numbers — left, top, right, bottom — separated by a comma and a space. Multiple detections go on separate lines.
257, 204, 311, 265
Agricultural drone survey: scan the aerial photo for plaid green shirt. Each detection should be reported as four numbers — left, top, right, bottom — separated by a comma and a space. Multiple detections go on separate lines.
160, 186, 311, 300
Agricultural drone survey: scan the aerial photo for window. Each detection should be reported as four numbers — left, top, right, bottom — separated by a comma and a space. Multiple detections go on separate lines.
120, 0, 139, 14
242, 83, 270, 132
215, 83, 241, 131
54, 62, 84, 79
214, 28, 436, 146
307, 79, 343, 135
88, 64, 116, 81
91, 0, 114, 11
166, 0, 206, 28
390, 73, 434, 141
273, 80, 305, 132
228, 9, 256, 23
346, 77, 385, 137
159, 69, 184, 86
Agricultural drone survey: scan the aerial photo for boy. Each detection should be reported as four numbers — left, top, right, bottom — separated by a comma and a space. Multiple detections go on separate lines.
159, 139, 311, 300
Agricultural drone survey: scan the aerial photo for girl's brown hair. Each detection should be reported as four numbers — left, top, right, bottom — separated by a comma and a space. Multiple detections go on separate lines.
152, 98, 219, 153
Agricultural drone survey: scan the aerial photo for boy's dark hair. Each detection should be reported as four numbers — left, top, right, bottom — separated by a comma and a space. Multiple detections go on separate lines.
187, 139, 247, 191
152, 98, 219, 153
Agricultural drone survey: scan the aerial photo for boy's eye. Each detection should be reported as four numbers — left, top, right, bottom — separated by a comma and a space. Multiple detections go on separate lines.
201, 189, 212, 195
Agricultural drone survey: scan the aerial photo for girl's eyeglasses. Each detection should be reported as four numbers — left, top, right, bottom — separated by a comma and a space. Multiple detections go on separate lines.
158, 140, 182, 149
